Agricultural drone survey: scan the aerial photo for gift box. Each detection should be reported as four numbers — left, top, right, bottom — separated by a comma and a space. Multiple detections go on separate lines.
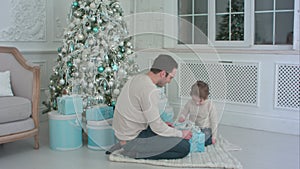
174, 121, 205, 152
48, 111, 83, 151
57, 95, 83, 115
86, 105, 114, 121
86, 119, 116, 150
189, 127, 205, 152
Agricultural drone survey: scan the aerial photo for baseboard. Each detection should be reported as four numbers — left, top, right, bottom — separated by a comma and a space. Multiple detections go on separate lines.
220, 111, 299, 136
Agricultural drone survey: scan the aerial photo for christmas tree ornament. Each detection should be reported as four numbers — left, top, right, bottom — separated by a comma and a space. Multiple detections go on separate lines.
97, 66, 104, 73
93, 27, 99, 33
77, 34, 84, 40
57, 47, 62, 53
59, 79, 65, 85
105, 67, 112, 73
112, 64, 118, 71
67, 61, 73, 67
111, 100, 116, 106
72, 1, 79, 8
113, 88, 120, 95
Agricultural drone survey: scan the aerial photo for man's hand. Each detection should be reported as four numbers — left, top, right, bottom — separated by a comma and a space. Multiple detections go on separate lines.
181, 130, 192, 140
166, 122, 173, 127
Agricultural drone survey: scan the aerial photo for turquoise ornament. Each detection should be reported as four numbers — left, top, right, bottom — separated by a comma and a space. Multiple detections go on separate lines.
72, 2, 79, 7
57, 47, 62, 53
111, 101, 116, 106
112, 64, 118, 71
97, 66, 104, 73
93, 27, 99, 33
67, 61, 73, 67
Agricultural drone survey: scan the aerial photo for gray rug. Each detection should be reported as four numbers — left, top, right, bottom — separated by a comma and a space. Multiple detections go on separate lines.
109, 136, 242, 169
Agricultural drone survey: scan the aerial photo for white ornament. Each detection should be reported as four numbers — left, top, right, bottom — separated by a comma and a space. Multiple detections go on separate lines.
105, 67, 112, 73
77, 34, 84, 40
113, 89, 120, 95
59, 79, 65, 85
119, 41, 124, 46
126, 42, 131, 46
88, 83, 94, 88
108, 81, 114, 87
90, 3, 96, 9
90, 17, 96, 22
127, 49, 132, 54
74, 72, 79, 77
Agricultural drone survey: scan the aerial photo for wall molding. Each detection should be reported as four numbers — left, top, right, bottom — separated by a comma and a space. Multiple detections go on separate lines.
0, 0, 47, 41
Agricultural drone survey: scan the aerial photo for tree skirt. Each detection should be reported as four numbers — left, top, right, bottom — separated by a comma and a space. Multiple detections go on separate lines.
109, 136, 242, 169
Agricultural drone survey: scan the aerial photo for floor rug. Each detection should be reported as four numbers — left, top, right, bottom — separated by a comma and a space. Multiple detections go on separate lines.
109, 136, 243, 169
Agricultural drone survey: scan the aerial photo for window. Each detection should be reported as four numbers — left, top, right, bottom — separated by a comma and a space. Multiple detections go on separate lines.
177, 0, 295, 47
178, 0, 208, 44
254, 0, 294, 45
215, 0, 245, 41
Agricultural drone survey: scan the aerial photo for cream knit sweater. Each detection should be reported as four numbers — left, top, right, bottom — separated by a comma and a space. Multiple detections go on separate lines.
112, 74, 182, 141
179, 99, 218, 139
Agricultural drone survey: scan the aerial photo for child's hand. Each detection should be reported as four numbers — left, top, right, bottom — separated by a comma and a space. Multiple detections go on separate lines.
178, 117, 185, 123
212, 138, 216, 144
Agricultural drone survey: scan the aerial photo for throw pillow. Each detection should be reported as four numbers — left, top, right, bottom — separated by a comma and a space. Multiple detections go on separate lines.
0, 71, 14, 96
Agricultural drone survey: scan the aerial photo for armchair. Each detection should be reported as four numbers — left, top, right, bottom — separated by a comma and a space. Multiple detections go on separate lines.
0, 46, 40, 149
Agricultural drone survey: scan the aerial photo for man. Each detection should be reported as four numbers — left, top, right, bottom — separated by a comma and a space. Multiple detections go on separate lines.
108, 54, 192, 159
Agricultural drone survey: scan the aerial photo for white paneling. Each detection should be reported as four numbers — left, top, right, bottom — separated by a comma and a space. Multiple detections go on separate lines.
131, 0, 165, 49
53, 0, 73, 42
0, 0, 46, 41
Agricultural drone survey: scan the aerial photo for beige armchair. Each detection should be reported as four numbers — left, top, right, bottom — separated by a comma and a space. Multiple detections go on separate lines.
0, 46, 40, 149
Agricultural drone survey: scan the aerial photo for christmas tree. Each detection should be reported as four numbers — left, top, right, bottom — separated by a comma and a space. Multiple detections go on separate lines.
216, 0, 244, 41
48, 0, 139, 110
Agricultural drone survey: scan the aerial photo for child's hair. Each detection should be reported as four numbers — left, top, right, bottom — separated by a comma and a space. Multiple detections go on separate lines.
190, 81, 209, 100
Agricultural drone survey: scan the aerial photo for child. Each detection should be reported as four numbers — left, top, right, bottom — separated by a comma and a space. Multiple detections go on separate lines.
178, 81, 218, 146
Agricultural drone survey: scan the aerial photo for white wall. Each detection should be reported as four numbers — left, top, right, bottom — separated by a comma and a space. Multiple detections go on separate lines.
0, 0, 299, 135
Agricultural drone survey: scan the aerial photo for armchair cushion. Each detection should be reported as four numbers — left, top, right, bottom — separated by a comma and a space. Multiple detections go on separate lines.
0, 118, 34, 136
0, 71, 14, 96
0, 96, 31, 123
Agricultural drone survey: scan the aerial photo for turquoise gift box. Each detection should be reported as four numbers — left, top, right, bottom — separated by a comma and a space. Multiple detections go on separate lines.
189, 127, 205, 152
86, 105, 114, 121
86, 119, 116, 150
57, 95, 83, 115
48, 111, 83, 151
174, 121, 205, 152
